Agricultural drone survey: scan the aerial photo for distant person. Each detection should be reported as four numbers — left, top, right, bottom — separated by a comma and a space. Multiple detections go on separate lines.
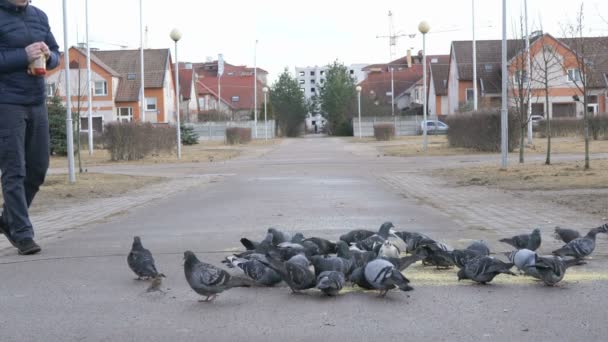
0, 0, 60, 255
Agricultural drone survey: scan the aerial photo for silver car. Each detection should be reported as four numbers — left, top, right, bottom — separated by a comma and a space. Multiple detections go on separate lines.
419, 120, 449, 135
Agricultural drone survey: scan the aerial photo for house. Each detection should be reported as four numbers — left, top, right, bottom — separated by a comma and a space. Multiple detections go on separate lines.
46, 46, 177, 131
447, 33, 608, 117
428, 55, 450, 116
178, 63, 198, 122
192, 59, 268, 121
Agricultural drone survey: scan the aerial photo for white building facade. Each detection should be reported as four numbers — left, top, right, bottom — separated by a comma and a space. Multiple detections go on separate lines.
295, 64, 369, 101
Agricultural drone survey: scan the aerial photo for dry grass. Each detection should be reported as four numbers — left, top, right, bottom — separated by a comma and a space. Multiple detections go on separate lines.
50, 139, 281, 169
1, 173, 165, 214
359, 135, 608, 158
434, 159, 608, 191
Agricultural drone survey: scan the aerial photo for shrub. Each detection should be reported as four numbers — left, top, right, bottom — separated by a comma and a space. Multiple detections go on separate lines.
589, 114, 608, 140
445, 110, 520, 152
537, 118, 583, 138
226, 127, 252, 145
181, 124, 199, 145
103, 122, 176, 161
47, 96, 68, 155
374, 123, 395, 141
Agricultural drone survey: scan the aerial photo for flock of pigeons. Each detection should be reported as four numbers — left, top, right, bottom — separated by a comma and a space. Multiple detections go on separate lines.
126, 221, 608, 301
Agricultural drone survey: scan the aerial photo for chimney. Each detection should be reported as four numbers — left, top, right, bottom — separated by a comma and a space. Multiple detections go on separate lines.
407, 49, 412, 68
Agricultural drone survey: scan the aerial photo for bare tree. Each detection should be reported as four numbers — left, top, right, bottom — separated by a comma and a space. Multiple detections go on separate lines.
530, 29, 563, 165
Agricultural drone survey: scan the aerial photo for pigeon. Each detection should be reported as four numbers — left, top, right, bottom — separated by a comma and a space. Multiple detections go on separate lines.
240, 232, 274, 252
553, 227, 581, 244
354, 258, 414, 296
341, 241, 376, 269
398, 232, 434, 253
457, 256, 516, 284
267, 228, 293, 245
382, 252, 427, 271
302, 237, 337, 255
415, 241, 454, 268
530, 254, 586, 286
291, 232, 305, 244
354, 222, 394, 251
260, 253, 316, 293
274, 241, 319, 260
339, 229, 375, 244
223, 254, 282, 286
316, 271, 345, 296
499, 228, 541, 251
505, 249, 539, 278
451, 249, 484, 269
466, 240, 490, 256
127, 236, 164, 280
310, 254, 353, 277
183, 251, 253, 302
377, 240, 400, 259
552, 226, 605, 259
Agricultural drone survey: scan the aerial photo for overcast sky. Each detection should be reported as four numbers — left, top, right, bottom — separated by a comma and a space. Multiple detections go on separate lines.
36, 0, 608, 83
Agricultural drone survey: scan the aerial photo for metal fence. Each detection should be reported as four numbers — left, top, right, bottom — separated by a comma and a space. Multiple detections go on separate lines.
352, 116, 432, 137
188, 120, 276, 141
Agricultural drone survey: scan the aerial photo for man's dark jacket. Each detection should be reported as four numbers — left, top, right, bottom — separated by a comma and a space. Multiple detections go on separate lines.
0, 0, 60, 105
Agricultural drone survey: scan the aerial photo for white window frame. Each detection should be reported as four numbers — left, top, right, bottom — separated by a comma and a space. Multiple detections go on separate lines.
117, 107, 133, 122
567, 69, 581, 83
465, 88, 474, 102
46, 83, 56, 97
94, 80, 108, 96
231, 96, 240, 102
145, 97, 157, 111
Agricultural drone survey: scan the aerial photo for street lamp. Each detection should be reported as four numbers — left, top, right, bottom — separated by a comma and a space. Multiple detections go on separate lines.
356, 85, 362, 138
500, 0, 508, 168
263, 86, 269, 140
62, 0, 75, 183
170, 28, 182, 159
419, 20, 430, 152
85, 0, 93, 155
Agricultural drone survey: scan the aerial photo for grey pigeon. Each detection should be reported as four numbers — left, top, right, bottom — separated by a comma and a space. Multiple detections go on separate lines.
260, 253, 316, 293
339, 229, 375, 244
274, 241, 319, 260
240, 232, 274, 252
457, 256, 516, 284
382, 252, 427, 271
291, 232, 305, 244
398, 232, 433, 253
224, 254, 282, 286
552, 226, 604, 259
127, 236, 164, 280
377, 240, 400, 259
505, 249, 539, 278
267, 228, 293, 245
416, 241, 454, 268
316, 271, 345, 296
530, 254, 586, 286
339, 241, 376, 269
553, 227, 581, 244
466, 240, 490, 256
302, 237, 337, 255
499, 228, 541, 251
354, 222, 394, 251
183, 251, 253, 302
361, 258, 414, 296
310, 254, 353, 277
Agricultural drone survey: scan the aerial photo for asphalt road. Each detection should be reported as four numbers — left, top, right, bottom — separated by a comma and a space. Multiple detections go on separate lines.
1, 137, 607, 342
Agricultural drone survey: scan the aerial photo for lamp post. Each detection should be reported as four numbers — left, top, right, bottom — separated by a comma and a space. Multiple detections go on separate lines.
501, 0, 508, 169
139, 0, 145, 122
62, 0, 75, 183
170, 28, 182, 159
263, 87, 269, 140
419, 20, 430, 152
472, 0, 478, 111
254, 40, 258, 139
356, 85, 362, 138
85, 0, 93, 155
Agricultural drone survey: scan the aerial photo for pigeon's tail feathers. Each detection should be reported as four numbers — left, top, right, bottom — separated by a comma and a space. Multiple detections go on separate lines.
498, 238, 516, 247
564, 258, 587, 268
551, 246, 570, 256
389, 270, 413, 292
240, 238, 257, 251
226, 275, 255, 288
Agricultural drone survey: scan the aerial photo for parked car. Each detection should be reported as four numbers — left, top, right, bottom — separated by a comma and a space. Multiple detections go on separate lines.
530, 115, 545, 129
419, 120, 449, 135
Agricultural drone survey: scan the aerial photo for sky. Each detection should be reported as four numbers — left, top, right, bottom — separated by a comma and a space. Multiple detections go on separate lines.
35, 0, 608, 83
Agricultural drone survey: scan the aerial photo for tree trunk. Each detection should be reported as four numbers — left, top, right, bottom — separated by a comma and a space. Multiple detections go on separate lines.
519, 124, 525, 163
544, 73, 551, 165
583, 95, 590, 169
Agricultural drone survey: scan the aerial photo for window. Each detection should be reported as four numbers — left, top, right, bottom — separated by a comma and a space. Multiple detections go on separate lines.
198, 98, 205, 109
513, 70, 529, 85
320, 79, 324, 84
320, 71, 325, 76
299, 71, 305, 77
442, 80, 447, 88
310, 79, 316, 84
350, 70, 355, 74
431, 58, 438, 63
145, 97, 157, 111
231, 96, 240, 102
466, 88, 475, 102
117, 107, 133, 122
299, 79, 305, 84
46, 83, 56, 97
568, 69, 581, 82
94, 81, 107, 96
127, 73, 136, 80
300, 88, 305, 93
311, 88, 316, 93
484, 64, 493, 72
310, 71, 315, 76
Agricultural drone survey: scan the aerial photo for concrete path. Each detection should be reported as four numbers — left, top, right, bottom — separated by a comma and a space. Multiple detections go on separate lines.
1, 137, 607, 342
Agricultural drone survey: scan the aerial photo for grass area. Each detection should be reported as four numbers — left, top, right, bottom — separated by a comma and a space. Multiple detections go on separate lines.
356, 135, 608, 158
433, 159, 608, 191
0, 173, 165, 214
50, 139, 281, 169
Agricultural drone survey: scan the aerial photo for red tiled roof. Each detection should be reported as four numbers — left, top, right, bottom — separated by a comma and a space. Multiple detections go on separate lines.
197, 75, 265, 110
357, 64, 423, 105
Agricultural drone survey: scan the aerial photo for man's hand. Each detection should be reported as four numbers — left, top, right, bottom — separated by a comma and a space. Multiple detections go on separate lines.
39, 42, 51, 59
25, 42, 44, 62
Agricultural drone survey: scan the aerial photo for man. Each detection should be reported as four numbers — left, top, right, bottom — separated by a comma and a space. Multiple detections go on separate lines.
0, 0, 60, 255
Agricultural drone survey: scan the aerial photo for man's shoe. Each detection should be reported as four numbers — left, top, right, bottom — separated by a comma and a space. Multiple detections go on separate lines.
16, 238, 41, 255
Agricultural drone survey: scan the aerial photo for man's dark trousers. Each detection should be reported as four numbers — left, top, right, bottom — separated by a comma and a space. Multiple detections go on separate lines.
0, 103, 49, 242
